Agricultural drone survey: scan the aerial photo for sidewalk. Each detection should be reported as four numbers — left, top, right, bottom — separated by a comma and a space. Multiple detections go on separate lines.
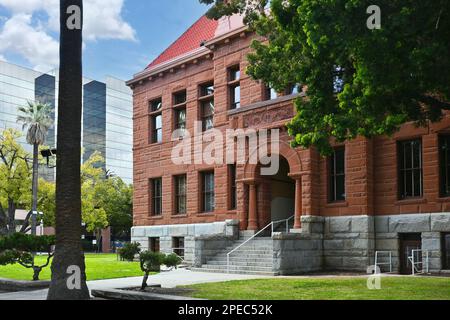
0, 269, 271, 300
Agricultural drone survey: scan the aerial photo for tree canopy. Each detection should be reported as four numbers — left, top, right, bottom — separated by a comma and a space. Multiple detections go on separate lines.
0, 129, 32, 234
201, 0, 450, 154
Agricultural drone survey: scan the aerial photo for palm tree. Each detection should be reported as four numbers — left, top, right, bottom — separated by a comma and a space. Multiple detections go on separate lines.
47, 0, 90, 300
17, 102, 53, 236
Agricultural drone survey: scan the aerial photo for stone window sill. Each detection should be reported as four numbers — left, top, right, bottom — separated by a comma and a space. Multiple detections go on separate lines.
197, 212, 215, 217
437, 197, 450, 203
395, 198, 427, 206
171, 214, 188, 219
326, 201, 348, 208
149, 215, 163, 220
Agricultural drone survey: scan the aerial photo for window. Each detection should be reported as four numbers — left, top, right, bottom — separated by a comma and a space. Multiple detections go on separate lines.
149, 238, 160, 253
149, 98, 162, 143
443, 233, 450, 270
229, 164, 237, 210
173, 90, 187, 138
286, 84, 301, 95
439, 135, 450, 197
230, 84, 241, 110
174, 108, 186, 137
173, 90, 187, 106
172, 237, 185, 259
202, 171, 215, 212
398, 139, 423, 199
199, 82, 214, 131
151, 114, 162, 143
229, 65, 240, 81
201, 100, 214, 131
175, 175, 187, 215
228, 65, 241, 110
329, 147, 346, 202
150, 98, 162, 112
200, 82, 214, 97
265, 86, 278, 100
150, 178, 162, 216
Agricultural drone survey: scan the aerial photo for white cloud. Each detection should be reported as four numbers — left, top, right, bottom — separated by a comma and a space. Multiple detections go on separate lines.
0, 0, 136, 70
0, 14, 58, 71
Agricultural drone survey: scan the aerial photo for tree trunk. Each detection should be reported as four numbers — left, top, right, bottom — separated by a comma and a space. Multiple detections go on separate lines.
7, 198, 16, 234
47, 0, 90, 300
141, 272, 149, 291
31, 143, 39, 235
32, 266, 42, 281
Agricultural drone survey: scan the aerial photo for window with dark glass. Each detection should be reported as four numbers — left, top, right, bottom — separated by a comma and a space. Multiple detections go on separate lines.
228, 65, 241, 110
329, 147, 346, 202
150, 238, 160, 253
202, 171, 215, 212
443, 233, 450, 270
265, 86, 278, 100
175, 175, 187, 215
398, 139, 423, 199
150, 98, 162, 112
151, 178, 162, 216
199, 82, 214, 131
200, 82, 214, 97
175, 108, 186, 137
439, 135, 450, 197
286, 84, 301, 95
201, 100, 214, 131
172, 237, 185, 258
150, 98, 162, 143
229, 164, 237, 210
173, 90, 187, 106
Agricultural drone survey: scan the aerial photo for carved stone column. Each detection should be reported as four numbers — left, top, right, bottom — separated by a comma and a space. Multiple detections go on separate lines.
294, 177, 302, 229
247, 181, 258, 231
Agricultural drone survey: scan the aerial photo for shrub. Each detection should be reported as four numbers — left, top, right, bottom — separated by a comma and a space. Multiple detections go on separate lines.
118, 242, 141, 262
0, 233, 55, 281
164, 253, 183, 270
139, 251, 166, 290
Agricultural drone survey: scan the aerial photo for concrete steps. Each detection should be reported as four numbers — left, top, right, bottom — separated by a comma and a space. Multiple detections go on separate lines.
192, 237, 275, 275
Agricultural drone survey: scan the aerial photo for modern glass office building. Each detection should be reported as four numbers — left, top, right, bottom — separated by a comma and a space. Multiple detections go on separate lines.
0, 60, 133, 183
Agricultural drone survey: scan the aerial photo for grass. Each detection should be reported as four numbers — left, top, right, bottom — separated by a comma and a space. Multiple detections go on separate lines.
0, 254, 144, 281
184, 276, 450, 300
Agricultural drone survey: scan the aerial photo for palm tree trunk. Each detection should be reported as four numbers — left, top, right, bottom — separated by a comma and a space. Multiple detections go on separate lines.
31, 143, 39, 235
47, 0, 90, 300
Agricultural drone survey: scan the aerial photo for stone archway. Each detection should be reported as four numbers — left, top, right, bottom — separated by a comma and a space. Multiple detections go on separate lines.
241, 140, 303, 232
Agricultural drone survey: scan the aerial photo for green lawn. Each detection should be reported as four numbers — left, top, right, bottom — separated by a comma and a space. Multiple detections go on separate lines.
0, 254, 143, 281
184, 277, 450, 300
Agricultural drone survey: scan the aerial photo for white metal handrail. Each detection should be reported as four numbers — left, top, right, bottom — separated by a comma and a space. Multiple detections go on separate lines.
271, 215, 295, 234
409, 249, 429, 275
374, 251, 393, 273
226, 215, 294, 273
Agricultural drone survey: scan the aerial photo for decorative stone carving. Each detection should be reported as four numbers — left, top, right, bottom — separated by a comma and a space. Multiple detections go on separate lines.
243, 106, 294, 128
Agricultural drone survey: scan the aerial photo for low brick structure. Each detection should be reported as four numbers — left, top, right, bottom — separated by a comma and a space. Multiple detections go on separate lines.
127, 14, 450, 275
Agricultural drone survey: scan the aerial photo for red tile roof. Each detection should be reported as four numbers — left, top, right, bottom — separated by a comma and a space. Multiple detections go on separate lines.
146, 15, 219, 69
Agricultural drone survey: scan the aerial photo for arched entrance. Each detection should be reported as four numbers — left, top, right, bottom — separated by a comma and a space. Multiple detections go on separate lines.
267, 156, 295, 223
242, 145, 303, 232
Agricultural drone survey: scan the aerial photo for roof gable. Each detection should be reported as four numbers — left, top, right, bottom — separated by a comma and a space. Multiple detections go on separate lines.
146, 15, 219, 69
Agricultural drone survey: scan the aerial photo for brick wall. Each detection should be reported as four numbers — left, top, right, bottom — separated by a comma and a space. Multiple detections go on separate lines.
131, 31, 450, 229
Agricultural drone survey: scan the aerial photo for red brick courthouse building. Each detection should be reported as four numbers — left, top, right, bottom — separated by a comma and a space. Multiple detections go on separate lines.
127, 14, 450, 275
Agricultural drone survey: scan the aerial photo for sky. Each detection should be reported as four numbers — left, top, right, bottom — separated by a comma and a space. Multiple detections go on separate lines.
0, 0, 209, 81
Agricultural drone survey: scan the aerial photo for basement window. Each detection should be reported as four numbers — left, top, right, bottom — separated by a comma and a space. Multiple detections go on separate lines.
172, 237, 185, 259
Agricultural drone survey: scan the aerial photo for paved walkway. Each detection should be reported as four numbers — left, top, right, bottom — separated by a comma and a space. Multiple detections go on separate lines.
0, 269, 271, 300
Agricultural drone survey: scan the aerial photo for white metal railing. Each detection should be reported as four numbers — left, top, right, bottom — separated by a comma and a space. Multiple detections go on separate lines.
374, 251, 393, 273
409, 249, 429, 275
271, 215, 295, 234
227, 215, 294, 273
